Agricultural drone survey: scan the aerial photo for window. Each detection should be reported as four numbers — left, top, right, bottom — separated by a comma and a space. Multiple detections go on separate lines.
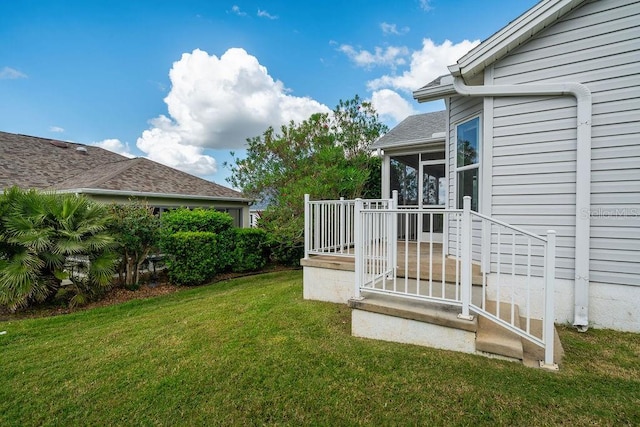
390, 154, 419, 206
456, 117, 480, 210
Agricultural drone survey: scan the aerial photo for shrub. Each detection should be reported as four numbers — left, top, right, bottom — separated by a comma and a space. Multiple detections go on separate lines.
160, 208, 236, 275
266, 234, 304, 267
0, 187, 117, 310
162, 231, 227, 286
232, 228, 268, 272
109, 201, 160, 290
161, 208, 233, 234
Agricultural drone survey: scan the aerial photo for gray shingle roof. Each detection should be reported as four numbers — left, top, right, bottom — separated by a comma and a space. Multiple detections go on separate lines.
0, 131, 245, 200
371, 110, 446, 150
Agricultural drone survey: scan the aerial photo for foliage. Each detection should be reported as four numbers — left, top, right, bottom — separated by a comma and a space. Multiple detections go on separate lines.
162, 231, 224, 286
0, 187, 116, 310
160, 207, 233, 235
159, 208, 236, 281
2, 271, 639, 426
232, 228, 268, 272
108, 201, 161, 290
227, 95, 388, 265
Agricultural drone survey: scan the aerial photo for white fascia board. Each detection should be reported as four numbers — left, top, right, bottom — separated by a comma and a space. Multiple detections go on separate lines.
56, 188, 253, 203
456, 0, 586, 80
371, 136, 446, 151
413, 83, 456, 103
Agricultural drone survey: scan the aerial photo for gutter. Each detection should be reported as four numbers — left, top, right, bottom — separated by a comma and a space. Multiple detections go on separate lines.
450, 75, 592, 331
56, 188, 254, 204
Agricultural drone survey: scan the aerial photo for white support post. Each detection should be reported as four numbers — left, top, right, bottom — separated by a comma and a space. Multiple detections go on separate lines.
391, 190, 398, 271
386, 194, 394, 277
304, 194, 310, 259
339, 197, 345, 253
354, 198, 364, 300
458, 196, 474, 321
541, 230, 558, 370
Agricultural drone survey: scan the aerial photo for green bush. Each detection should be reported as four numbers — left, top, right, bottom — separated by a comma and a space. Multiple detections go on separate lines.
266, 234, 304, 267
161, 208, 233, 234
160, 208, 236, 276
0, 187, 117, 310
162, 231, 224, 286
232, 228, 268, 272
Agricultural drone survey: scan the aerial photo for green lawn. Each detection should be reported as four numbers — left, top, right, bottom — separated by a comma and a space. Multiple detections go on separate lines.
1, 270, 639, 426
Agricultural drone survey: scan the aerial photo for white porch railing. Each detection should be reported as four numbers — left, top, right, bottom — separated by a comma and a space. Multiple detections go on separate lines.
304, 194, 557, 367
304, 194, 394, 257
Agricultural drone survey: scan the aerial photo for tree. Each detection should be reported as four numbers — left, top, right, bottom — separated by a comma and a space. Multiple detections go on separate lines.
109, 201, 160, 289
0, 187, 117, 310
227, 95, 388, 264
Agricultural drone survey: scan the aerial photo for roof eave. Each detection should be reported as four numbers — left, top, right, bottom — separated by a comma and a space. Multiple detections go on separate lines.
413, 83, 456, 103
371, 135, 446, 151
56, 188, 253, 203
456, 0, 586, 80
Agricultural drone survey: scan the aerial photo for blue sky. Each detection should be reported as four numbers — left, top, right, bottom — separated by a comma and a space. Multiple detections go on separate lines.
0, 0, 538, 186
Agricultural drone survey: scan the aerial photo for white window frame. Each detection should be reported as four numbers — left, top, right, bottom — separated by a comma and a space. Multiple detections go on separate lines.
454, 114, 482, 211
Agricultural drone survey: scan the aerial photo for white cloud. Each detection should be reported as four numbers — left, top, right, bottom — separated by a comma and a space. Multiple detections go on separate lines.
367, 38, 479, 93
339, 44, 409, 69
230, 5, 246, 16
419, 0, 433, 12
380, 22, 409, 36
49, 126, 65, 133
92, 139, 136, 158
257, 9, 278, 19
370, 89, 418, 123
0, 66, 27, 79
136, 48, 329, 176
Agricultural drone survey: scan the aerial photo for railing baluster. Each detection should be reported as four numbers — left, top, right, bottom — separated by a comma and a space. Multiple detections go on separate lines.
497, 227, 502, 321
441, 211, 446, 299
428, 213, 433, 297
404, 211, 409, 294
511, 231, 516, 326
455, 212, 461, 301
526, 238, 532, 335
543, 230, 557, 368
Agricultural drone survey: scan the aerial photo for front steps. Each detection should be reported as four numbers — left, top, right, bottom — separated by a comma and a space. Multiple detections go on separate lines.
348, 292, 563, 369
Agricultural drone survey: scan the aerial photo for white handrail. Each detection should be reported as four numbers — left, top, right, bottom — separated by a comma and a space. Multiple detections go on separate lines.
304, 194, 557, 366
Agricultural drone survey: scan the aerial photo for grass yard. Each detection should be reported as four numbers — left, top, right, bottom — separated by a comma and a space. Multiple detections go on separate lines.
1, 270, 639, 426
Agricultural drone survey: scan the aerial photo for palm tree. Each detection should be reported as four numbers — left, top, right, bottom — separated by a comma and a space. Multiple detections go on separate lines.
0, 187, 117, 310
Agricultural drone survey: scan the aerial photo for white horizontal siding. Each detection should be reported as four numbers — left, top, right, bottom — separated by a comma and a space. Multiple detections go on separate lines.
486, 0, 640, 286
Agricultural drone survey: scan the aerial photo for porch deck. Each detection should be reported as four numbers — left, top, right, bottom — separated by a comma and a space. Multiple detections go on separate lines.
301, 242, 483, 285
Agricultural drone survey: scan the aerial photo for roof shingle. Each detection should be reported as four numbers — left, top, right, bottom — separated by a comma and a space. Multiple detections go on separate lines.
371, 111, 446, 150
0, 131, 245, 200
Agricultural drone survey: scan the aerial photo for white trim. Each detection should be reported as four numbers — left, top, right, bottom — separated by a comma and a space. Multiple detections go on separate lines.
372, 135, 445, 151
453, 114, 483, 211
418, 158, 447, 242
413, 84, 456, 102
481, 67, 495, 275
56, 187, 253, 203
451, 0, 586, 80
381, 155, 391, 199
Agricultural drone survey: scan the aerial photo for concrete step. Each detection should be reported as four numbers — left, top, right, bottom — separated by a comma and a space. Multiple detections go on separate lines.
349, 292, 477, 332
348, 292, 563, 369
520, 317, 565, 369
475, 300, 524, 361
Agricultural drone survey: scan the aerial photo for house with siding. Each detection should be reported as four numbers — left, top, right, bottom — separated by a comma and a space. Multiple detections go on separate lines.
302, 0, 639, 367
0, 131, 252, 226
414, 0, 640, 333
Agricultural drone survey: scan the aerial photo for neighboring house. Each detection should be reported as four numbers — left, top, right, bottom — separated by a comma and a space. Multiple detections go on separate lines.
0, 131, 252, 227
302, 0, 639, 367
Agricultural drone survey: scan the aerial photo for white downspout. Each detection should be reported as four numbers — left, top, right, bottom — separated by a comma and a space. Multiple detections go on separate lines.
451, 76, 592, 331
